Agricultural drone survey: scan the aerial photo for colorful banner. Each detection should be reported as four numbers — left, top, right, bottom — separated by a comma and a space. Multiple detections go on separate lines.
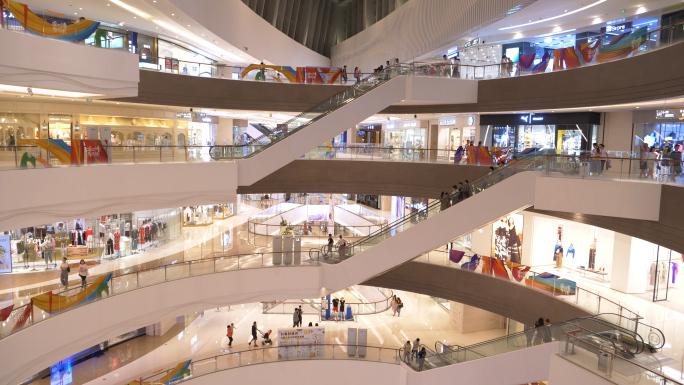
2, 0, 100, 42
492, 258, 510, 279
32, 273, 112, 314
481, 255, 493, 276
596, 27, 647, 63
126, 360, 192, 385
452, 146, 464, 163
240, 64, 297, 83
518, 53, 536, 69
579, 40, 600, 63
11, 302, 32, 332
84, 140, 109, 164
461, 254, 480, 270
449, 250, 465, 263
71, 139, 84, 165
532, 51, 551, 74
296, 67, 343, 84
562, 47, 581, 69
525, 272, 576, 296
17, 138, 71, 164
553, 49, 563, 72
507, 262, 531, 282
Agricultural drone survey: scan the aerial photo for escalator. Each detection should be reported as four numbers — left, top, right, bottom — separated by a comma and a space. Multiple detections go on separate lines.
251, 123, 275, 139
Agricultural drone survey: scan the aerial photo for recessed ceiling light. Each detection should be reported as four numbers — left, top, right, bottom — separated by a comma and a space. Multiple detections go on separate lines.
133, 16, 136, 18
79, 7, 82, 10
74, 12, 77, 15
171, 13, 175, 15
119, 22, 124, 26
500, 0, 607, 30
107, 3, 110, 5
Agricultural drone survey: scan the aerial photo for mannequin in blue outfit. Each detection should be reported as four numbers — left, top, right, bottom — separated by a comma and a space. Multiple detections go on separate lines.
566, 244, 575, 259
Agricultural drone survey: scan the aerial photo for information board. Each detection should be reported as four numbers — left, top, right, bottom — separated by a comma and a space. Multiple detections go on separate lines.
277, 327, 325, 359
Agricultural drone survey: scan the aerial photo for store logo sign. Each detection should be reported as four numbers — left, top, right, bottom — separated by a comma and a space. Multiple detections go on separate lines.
403, 122, 418, 128
521, 114, 543, 123
386, 122, 395, 129
602, 21, 632, 34
464, 38, 480, 48
439, 119, 456, 126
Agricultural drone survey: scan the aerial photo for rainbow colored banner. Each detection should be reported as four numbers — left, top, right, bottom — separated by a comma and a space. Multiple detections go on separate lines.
506, 262, 531, 283
11, 303, 31, 332
518, 53, 536, 69
525, 272, 576, 296
84, 140, 109, 164
18, 138, 71, 164
532, 51, 551, 74
240, 64, 297, 82
596, 27, 647, 63
0, 304, 13, 321
481, 255, 493, 276
579, 40, 600, 63
32, 273, 112, 314
452, 146, 464, 163
491, 258, 510, 280
297, 67, 342, 84
461, 254, 480, 270
2, 0, 100, 42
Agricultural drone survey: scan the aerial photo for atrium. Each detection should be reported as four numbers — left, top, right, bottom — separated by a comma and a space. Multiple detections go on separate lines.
1, 0, 684, 384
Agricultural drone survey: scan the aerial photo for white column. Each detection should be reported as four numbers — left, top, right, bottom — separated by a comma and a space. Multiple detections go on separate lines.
449, 302, 505, 333
217, 118, 234, 145
602, 111, 633, 152
610, 234, 652, 294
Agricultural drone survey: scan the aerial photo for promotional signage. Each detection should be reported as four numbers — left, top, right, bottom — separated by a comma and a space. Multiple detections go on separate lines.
402, 121, 418, 128
439, 119, 456, 126
0, 235, 11, 273
601, 21, 632, 34
278, 327, 325, 359
481, 112, 601, 126
464, 38, 480, 48
520, 114, 544, 123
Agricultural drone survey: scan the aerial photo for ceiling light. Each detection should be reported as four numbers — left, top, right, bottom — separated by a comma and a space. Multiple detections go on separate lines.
636, 6, 646, 14
79, 7, 82, 10
553, 26, 561, 32
514, 33, 523, 39
172, 13, 175, 16
107, 3, 110, 5
593, 17, 602, 24
499, 0, 607, 30
74, 12, 77, 15
119, 22, 124, 26
109, 0, 151, 18
544, 38, 552, 43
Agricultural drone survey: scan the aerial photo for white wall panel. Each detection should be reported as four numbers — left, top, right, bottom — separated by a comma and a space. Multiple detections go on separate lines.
0, 29, 139, 97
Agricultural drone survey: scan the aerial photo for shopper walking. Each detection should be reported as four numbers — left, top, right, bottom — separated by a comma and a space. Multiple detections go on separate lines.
442, 55, 451, 77
524, 324, 534, 347
42, 234, 54, 268
226, 323, 235, 347
403, 340, 411, 363
391, 295, 398, 316
250, 322, 260, 347
599, 144, 608, 176
339, 297, 346, 321
293, 308, 299, 327
544, 318, 553, 343
60, 257, 69, 288
533, 317, 545, 345
341, 65, 348, 84
439, 192, 450, 212
396, 297, 404, 317
78, 259, 88, 289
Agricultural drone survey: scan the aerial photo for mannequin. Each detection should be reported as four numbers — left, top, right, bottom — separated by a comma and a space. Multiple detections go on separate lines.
553, 241, 562, 262
566, 243, 575, 259
106, 231, 114, 257
99, 223, 106, 238
131, 226, 139, 252
114, 227, 121, 258
86, 229, 94, 254
554, 242, 563, 269
588, 238, 597, 270
42, 234, 54, 268
22, 232, 29, 269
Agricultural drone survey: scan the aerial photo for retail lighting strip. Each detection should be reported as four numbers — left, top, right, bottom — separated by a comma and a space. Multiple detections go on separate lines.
499, 0, 607, 31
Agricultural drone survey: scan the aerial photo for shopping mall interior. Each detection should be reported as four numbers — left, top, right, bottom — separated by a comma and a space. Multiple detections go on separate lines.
2, 0, 684, 384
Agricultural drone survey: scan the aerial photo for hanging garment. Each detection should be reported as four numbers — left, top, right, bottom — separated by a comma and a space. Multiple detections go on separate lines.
650, 263, 657, 286
588, 246, 596, 270
566, 246, 575, 259
139, 227, 145, 245
106, 239, 114, 255
555, 247, 564, 269
131, 229, 139, 250
114, 232, 121, 251
85, 229, 93, 240
553, 244, 561, 261
671, 262, 678, 284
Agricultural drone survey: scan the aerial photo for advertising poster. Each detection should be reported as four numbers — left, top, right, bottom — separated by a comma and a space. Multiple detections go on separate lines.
491, 214, 523, 264
278, 327, 325, 359
165, 58, 173, 70
0, 235, 11, 273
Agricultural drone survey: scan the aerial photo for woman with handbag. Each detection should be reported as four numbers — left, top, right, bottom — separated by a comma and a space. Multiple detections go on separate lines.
78, 259, 88, 289
60, 257, 69, 288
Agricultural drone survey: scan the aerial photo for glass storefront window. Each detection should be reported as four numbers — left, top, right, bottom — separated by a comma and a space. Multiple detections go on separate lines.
492, 126, 516, 147
385, 128, 426, 148
518, 125, 555, 152
183, 206, 213, 226
634, 123, 684, 151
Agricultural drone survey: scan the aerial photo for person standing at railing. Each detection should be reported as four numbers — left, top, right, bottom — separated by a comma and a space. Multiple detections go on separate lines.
341, 65, 348, 84
336, 235, 347, 258
411, 338, 420, 362
646, 146, 658, 179
354, 67, 361, 83
418, 347, 427, 371
298, 305, 303, 327
639, 142, 649, 179
533, 318, 545, 345
671, 143, 683, 182
452, 57, 460, 78
403, 341, 412, 363
599, 144, 608, 176
293, 308, 299, 327
391, 295, 398, 316
442, 55, 451, 78
339, 297, 346, 321
327, 234, 334, 256
439, 192, 450, 212
500, 56, 509, 78
591, 143, 601, 176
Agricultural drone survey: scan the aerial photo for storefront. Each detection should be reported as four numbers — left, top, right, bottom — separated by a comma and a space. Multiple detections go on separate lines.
356, 124, 382, 144
176, 113, 217, 146
81, 115, 175, 146
183, 206, 213, 226
384, 120, 427, 149
632, 109, 684, 151
47, 114, 78, 144
212, 204, 235, 220
0, 208, 181, 273
158, 39, 218, 77
438, 116, 478, 150
479, 112, 601, 154
0, 113, 39, 145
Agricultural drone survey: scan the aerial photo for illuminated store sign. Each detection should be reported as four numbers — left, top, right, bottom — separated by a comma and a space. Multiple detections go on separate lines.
656, 109, 684, 120
464, 38, 480, 48
439, 119, 456, 126
601, 21, 632, 34
520, 114, 544, 123
402, 122, 418, 128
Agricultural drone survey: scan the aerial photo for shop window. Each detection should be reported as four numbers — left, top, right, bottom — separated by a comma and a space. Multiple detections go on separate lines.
161, 132, 172, 146
111, 131, 124, 146
126, 131, 143, 146
146, 132, 160, 146
178, 133, 186, 147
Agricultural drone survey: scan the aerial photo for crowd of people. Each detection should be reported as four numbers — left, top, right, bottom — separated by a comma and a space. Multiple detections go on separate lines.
638, 142, 683, 181
524, 318, 554, 347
